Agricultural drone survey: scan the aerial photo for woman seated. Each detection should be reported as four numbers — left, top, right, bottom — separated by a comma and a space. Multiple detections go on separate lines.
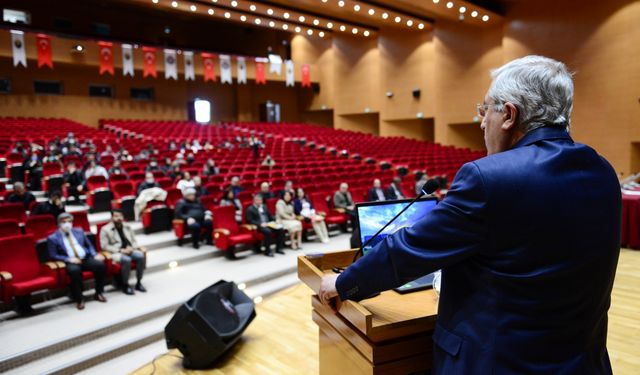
220, 188, 243, 223
276, 190, 303, 250
294, 188, 330, 243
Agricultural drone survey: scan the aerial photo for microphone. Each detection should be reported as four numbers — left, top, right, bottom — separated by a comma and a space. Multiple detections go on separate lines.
345, 178, 440, 267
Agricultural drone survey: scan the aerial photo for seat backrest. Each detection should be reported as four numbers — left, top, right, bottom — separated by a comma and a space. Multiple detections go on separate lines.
0, 234, 39, 282
310, 193, 330, 213
25, 215, 57, 241
70, 211, 91, 232
213, 205, 239, 232
0, 203, 27, 223
87, 175, 107, 190
266, 197, 278, 215
113, 181, 134, 198
166, 188, 182, 208
0, 219, 21, 238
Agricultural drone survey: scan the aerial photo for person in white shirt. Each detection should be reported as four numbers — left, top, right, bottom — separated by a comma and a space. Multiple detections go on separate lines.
176, 171, 195, 193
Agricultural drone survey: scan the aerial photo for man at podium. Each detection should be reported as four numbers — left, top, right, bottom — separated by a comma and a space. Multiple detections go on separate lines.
320, 56, 621, 375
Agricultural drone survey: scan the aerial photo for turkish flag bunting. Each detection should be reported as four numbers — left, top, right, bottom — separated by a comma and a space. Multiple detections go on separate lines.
36, 34, 53, 69
202, 53, 217, 82
142, 47, 157, 78
301, 64, 311, 87
98, 42, 114, 75
255, 61, 266, 85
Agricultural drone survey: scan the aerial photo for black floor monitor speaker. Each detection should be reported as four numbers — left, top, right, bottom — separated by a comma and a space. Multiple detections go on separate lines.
164, 280, 256, 369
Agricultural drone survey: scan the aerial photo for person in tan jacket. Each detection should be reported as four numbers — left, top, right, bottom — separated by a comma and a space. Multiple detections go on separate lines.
100, 209, 147, 295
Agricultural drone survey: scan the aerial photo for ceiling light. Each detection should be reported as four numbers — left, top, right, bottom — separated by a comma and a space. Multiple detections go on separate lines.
299, 15, 305, 22
319, 31, 325, 37
282, 23, 289, 30
255, 18, 261, 24
231, 1, 237, 7
418, 23, 425, 29
363, 30, 370, 37
471, 10, 478, 17
433, 0, 440, 3
313, 19, 319, 25
459, 6, 466, 13
224, 11, 231, 18
322, 0, 328, 2
339, 25, 346, 31
267, 8, 273, 15
249, 4, 257, 11
368, 9, 375, 15
240, 15, 247, 21
208, 8, 214, 14
283, 12, 290, 19
446, 2, 454, 9
269, 21, 275, 27
327, 22, 333, 28
307, 29, 313, 35
211, 0, 217, 2
190, 4, 196, 11
338, 1, 345, 7
394, 16, 401, 23
73, 44, 84, 52
152, 0, 158, 3
295, 26, 301, 32
171, 1, 178, 7
406, 20, 413, 26
352, 28, 358, 34
381, 12, 389, 19
353, 4, 361, 11
482, 15, 489, 21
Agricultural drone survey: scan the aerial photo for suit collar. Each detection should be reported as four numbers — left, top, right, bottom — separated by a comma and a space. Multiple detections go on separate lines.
512, 126, 572, 149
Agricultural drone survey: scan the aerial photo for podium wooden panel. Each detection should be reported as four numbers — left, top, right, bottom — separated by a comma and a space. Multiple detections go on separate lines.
298, 249, 439, 375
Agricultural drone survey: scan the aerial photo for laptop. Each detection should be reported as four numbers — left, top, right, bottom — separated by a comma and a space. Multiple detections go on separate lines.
355, 197, 440, 294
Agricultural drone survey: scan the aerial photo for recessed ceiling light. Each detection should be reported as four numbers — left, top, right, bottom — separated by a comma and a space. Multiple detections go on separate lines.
267, 8, 273, 15
231, 1, 237, 7
368, 9, 375, 15
433, 0, 440, 3
394, 16, 401, 23
249, 4, 256, 11
381, 12, 389, 19
363, 30, 370, 37
171, 1, 178, 8
406, 20, 413, 26
295, 26, 301, 32
211, 0, 217, 2
307, 29, 313, 35
224, 11, 231, 18
338, 1, 345, 7
446, 2, 454, 9
322, 0, 328, 2
73, 44, 84, 52
282, 23, 289, 30
482, 15, 489, 21
327, 22, 333, 28
208, 8, 214, 14
418, 23, 425, 29
352, 27, 358, 34
283, 12, 290, 19
152, 0, 158, 4
189, 4, 196, 11
459, 6, 466, 13
313, 19, 319, 25
319, 31, 325, 37
471, 10, 478, 17
299, 15, 305, 22
354, 4, 361, 11
269, 21, 275, 27
240, 15, 247, 21
255, 18, 261, 24
339, 25, 346, 31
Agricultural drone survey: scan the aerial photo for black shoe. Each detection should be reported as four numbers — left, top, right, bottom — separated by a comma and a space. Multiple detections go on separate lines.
205, 238, 213, 246
16, 304, 34, 316
76, 300, 85, 310
252, 247, 262, 254
193, 242, 200, 249
264, 252, 274, 257
135, 283, 147, 293
94, 293, 108, 303
276, 249, 285, 254
123, 286, 135, 295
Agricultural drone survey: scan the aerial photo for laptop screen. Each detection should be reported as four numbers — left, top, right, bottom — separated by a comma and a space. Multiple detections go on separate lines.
356, 197, 438, 255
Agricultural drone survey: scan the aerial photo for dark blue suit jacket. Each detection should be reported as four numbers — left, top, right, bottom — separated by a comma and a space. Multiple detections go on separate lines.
336, 127, 621, 374
47, 228, 97, 262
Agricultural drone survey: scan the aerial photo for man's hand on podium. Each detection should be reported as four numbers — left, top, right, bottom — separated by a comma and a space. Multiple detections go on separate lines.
319, 274, 340, 312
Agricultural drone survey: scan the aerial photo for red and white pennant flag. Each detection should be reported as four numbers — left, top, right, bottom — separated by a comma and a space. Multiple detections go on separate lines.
142, 47, 157, 78
98, 42, 114, 75
10, 30, 26, 67
36, 34, 53, 69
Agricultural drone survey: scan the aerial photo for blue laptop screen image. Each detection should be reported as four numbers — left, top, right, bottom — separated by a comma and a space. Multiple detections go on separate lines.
356, 198, 438, 254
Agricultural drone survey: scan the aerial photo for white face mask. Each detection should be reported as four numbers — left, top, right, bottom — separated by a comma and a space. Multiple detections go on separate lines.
60, 222, 73, 233
146, 178, 155, 184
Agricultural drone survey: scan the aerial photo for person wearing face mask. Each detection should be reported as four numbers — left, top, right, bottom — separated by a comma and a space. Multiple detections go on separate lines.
22, 151, 43, 191
47, 213, 107, 310
108, 159, 127, 176
100, 209, 147, 295
175, 188, 213, 249
137, 172, 160, 196
8, 181, 36, 210
31, 191, 65, 219
64, 162, 84, 204
145, 158, 160, 173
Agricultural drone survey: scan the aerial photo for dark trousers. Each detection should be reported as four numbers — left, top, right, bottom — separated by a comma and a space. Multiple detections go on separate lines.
66, 258, 106, 302
187, 219, 213, 246
67, 185, 82, 203
120, 250, 146, 285
345, 209, 357, 230
257, 226, 285, 253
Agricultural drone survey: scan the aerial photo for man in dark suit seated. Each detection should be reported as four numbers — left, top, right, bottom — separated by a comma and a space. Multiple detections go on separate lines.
47, 213, 107, 310
320, 56, 621, 374
385, 177, 406, 200
367, 179, 387, 202
246, 194, 285, 257
258, 182, 275, 201
31, 191, 65, 219
174, 188, 212, 249
7, 182, 36, 210
63, 161, 84, 204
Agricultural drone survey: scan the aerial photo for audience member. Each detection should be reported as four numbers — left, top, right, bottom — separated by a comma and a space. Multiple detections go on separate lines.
192, 176, 207, 197
276, 191, 303, 250
246, 194, 284, 257
100, 209, 147, 295
175, 188, 213, 249
145, 158, 161, 173
160, 157, 173, 175
261, 155, 276, 168
7, 182, 36, 210
108, 159, 127, 176
249, 135, 263, 158
31, 191, 65, 219
176, 171, 195, 193
64, 162, 84, 204
279, 180, 295, 198
203, 159, 219, 176
294, 188, 330, 243
367, 179, 387, 202
47, 213, 107, 310
22, 151, 43, 191
137, 172, 160, 195
170, 165, 183, 180
12, 141, 28, 157
333, 183, 356, 229
100, 145, 114, 159
386, 177, 406, 200
229, 176, 242, 197
220, 188, 243, 223
203, 140, 214, 151
65, 144, 82, 157
258, 182, 275, 201
84, 160, 109, 180
415, 173, 429, 196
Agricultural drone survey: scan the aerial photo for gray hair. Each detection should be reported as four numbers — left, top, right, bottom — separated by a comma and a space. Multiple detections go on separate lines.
57, 212, 73, 223
487, 55, 574, 132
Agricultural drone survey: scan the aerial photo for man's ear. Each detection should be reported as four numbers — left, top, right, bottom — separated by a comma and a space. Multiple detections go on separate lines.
501, 102, 518, 130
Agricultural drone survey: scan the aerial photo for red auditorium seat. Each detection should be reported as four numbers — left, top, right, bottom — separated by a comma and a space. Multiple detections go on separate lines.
24, 215, 57, 241
86, 176, 112, 213
111, 181, 136, 221
0, 234, 60, 305
141, 200, 172, 234
70, 211, 91, 232
309, 192, 349, 229
165, 188, 182, 209
0, 203, 27, 225
0, 219, 21, 238
212, 205, 257, 258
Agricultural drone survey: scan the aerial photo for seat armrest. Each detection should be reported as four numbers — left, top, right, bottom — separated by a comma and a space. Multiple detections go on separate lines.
333, 208, 346, 213
214, 228, 231, 236
139, 246, 147, 253
316, 211, 327, 216
55, 261, 66, 269
0, 271, 13, 282
102, 252, 113, 260
240, 224, 257, 231
43, 261, 58, 270
172, 219, 184, 225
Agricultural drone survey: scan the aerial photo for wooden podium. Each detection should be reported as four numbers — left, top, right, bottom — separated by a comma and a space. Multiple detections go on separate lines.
298, 249, 439, 375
